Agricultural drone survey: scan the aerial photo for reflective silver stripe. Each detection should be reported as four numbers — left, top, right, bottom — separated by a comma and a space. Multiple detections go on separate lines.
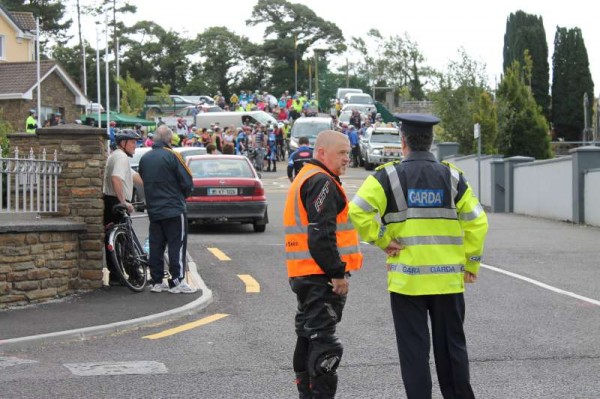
388, 263, 465, 275
385, 208, 458, 223
285, 225, 307, 234
459, 203, 483, 221
449, 167, 460, 208
397, 236, 463, 246
351, 195, 374, 212
284, 222, 355, 235
285, 245, 360, 261
385, 164, 408, 212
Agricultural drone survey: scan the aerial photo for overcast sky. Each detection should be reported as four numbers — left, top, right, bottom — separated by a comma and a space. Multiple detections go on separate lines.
76, 0, 599, 92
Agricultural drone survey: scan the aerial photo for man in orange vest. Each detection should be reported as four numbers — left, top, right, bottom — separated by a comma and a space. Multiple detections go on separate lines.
284, 130, 363, 398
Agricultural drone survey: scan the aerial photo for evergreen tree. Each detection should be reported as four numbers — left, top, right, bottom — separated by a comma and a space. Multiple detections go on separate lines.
551, 27, 595, 142
503, 10, 550, 119
497, 61, 552, 159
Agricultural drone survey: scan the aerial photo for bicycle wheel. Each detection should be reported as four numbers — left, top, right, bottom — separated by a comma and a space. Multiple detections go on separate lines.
110, 228, 148, 292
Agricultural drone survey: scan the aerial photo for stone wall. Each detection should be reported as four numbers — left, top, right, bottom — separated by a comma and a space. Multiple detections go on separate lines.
1, 124, 107, 307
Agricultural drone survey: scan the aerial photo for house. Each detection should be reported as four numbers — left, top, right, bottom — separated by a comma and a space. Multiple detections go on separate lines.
0, 5, 89, 131
0, 3, 36, 63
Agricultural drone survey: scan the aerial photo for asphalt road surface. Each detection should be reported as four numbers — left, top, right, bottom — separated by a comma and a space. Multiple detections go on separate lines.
1, 166, 598, 398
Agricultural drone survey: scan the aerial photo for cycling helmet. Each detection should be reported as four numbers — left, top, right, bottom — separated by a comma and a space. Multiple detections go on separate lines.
115, 129, 140, 143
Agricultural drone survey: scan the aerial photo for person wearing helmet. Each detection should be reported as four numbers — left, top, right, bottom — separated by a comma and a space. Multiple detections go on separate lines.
102, 129, 143, 285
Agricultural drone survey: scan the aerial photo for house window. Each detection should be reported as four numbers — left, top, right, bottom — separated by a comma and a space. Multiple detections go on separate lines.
0, 35, 5, 60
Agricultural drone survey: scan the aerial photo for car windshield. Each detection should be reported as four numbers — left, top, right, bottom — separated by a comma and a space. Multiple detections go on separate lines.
292, 122, 331, 139
347, 96, 373, 105
371, 133, 400, 144
189, 158, 254, 178
253, 112, 277, 125
176, 148, 207, 160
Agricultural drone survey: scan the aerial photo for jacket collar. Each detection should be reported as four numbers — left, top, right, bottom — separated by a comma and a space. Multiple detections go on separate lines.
402, 151, 438, 163
307, 159, 342, 184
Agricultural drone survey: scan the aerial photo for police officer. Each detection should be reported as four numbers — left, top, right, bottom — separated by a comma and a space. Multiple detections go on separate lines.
25, 109, 38, 133
348, 114, 488, 399
284, 130, 363, 398
287, 136, 313, 182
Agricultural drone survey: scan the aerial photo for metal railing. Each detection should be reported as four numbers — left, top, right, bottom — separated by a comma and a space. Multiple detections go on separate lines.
0, 146, 62, 213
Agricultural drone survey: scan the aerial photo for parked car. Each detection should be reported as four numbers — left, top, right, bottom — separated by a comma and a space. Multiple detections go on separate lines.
180, 95, 215, 105
143, 95, 199, 118
341, 103, 376, 116
289, 116, 335, 152
174, 146, 207, 161
185, 155, 268, 232
128, 147, 152, 210
361, 126, 402, 170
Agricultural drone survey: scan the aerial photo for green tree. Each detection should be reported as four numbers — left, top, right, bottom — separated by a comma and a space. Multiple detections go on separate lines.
117, 73, 146, 116
503, 10, 550, 118
348, 30, 429, 101
246, 0, 346, 93
551, 27, 595, 142
119, 21, 191, 94
188, 27, 254, 100
473, 91, 499, 154
431, 48, 494, 154
497, 61, 552, 159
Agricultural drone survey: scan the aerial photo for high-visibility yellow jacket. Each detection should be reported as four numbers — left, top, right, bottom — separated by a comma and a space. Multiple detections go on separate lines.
348, 151, 488, 295
25, 115, 37, 133
284, 163, 363, 278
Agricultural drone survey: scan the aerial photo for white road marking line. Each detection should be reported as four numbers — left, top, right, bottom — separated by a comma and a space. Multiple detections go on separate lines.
482, 263, 600, 306
0, 356, 38, 368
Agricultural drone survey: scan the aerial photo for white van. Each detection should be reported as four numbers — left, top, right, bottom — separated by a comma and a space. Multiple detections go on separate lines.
336, 88, 363, 102
195, 111, 277, 130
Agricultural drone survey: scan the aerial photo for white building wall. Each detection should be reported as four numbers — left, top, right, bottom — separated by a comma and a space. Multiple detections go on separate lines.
584, 169, 600, 227
442, 155, 500, 208
513, 158, 572, 221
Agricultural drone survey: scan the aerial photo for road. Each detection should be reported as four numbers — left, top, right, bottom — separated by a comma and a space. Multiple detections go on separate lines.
1, 167, 599, 398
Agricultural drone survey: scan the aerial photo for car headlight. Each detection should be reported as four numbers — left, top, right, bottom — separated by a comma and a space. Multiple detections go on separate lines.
372, 149, 381, 155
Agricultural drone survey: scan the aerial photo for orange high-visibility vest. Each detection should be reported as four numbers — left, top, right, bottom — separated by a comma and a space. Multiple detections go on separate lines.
284, 163, 363, 278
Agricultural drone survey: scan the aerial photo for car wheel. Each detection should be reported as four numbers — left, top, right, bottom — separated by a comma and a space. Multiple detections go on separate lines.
253, 223, 266, 233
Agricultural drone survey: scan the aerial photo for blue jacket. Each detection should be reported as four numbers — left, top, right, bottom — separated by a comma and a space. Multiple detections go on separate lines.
138, 141, 193, 222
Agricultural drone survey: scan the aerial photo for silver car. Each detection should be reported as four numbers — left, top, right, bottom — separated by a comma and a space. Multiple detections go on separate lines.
362, 126, 402, 170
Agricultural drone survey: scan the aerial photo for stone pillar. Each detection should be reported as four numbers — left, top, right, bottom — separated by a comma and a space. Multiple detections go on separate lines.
8, 124, 107, 289
503, 156, 534, 213
570, 146, 600, 223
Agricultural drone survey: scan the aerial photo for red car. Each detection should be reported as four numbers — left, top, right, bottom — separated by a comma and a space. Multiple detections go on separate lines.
185, 155, 268, 232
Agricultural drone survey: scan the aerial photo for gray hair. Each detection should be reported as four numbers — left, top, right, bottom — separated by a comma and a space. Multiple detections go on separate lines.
153, 125, 173, 145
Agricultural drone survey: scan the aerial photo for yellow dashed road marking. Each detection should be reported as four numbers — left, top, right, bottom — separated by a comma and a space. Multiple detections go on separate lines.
237, 274, 260, 293
207, 247, 231, 261
142, 313, 230, 340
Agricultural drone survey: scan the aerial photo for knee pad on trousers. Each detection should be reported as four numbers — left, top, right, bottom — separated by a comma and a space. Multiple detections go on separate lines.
308, 335, 343, 377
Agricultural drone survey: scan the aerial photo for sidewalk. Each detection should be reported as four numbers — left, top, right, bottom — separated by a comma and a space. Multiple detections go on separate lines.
0, 255, 211, 350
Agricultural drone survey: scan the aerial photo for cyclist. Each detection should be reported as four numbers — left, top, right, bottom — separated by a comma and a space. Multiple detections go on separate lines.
103, 129, 143, 285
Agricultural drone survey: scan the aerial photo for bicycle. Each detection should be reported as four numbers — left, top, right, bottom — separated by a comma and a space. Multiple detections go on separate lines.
105, 203, 148, 292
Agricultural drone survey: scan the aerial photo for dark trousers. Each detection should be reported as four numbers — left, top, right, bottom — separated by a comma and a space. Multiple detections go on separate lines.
103, 195, 121, 281
390, 292, 475, 399
148, 213, 188, 285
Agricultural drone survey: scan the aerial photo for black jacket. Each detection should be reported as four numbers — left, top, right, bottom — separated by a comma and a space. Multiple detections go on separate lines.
138, 141, 193, 222
299, 160, 347, 279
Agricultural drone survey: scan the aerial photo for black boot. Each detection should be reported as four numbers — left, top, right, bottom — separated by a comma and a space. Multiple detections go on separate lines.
295, 371, 312, 399
311, 373, 337, 399
272, 163, 277, 172
266, 160, 271, 172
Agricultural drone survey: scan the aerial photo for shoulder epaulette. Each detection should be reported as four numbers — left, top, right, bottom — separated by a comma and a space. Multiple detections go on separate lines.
375, 160, 400, 171
441, 160, 464, 175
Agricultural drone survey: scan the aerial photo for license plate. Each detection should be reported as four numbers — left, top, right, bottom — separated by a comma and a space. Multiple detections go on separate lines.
208, 188, 238, 195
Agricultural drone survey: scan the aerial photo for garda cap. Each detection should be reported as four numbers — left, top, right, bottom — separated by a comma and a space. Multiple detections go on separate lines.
394, 113, 440, 135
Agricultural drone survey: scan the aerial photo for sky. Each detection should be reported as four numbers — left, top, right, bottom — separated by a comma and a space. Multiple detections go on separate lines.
74, 0, 599, 92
